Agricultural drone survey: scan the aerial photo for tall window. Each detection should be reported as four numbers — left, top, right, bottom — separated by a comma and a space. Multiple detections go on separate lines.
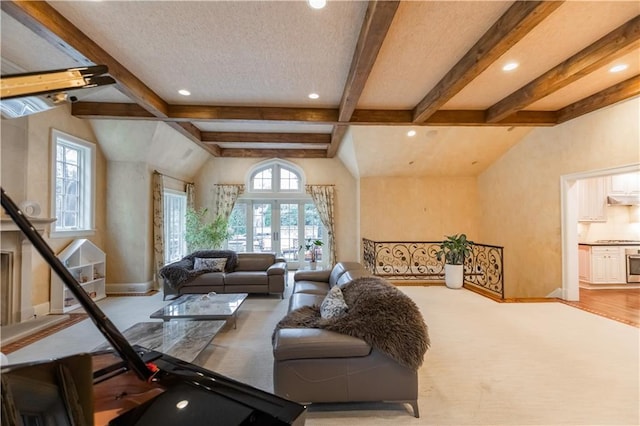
164, 190, 187, 264
50, 129, 95, 237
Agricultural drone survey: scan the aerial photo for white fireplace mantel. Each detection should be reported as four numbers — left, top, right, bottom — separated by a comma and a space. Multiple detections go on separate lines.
1, 216, 56, 233
1, 216, 56, 324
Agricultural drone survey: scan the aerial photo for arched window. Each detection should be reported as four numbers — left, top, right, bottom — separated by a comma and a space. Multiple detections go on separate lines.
228, 160, 325, 269
248, 160, 303, 193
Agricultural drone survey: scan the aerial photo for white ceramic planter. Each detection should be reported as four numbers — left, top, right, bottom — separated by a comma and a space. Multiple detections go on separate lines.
444, 264, 464, 289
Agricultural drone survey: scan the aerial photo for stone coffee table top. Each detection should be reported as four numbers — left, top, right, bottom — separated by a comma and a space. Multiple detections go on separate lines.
93, 320, 225, 363
150, 293, 248, 328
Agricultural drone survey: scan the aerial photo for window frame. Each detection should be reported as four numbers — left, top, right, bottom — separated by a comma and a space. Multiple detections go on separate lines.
49, 129, 96, 238
163, 189, 188, 265
247, 160, 304, 194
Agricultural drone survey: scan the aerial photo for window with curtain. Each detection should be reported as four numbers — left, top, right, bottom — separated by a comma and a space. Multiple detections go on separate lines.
163, 190, 187, 264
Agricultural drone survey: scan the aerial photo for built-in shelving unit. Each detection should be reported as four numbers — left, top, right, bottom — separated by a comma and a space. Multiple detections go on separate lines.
50, 239, 106, 313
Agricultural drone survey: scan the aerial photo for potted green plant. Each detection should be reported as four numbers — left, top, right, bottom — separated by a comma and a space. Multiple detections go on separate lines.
301, 238, 323, 269
185, 207, 231, 252
435, 233, 474, 289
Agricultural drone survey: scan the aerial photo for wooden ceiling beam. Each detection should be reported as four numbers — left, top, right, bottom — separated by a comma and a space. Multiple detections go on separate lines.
412, 1, 564, 123
73, 101, 561, 126
169, 105, 338, 124
219, 149, 327, 158
202, 132, 331, 144
556, 74, 640, 124
486, 15, 640, 123
338, 0, 400, 122
327, 125, 350, 158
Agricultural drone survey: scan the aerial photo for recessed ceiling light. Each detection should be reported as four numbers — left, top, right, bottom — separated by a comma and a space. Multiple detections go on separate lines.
308, 0, 327, 10
502, 62, 519, 72
308, 93, 319, 99
178, 89, 191, 96
609, 64, 628, 73
407, 130, 416, 137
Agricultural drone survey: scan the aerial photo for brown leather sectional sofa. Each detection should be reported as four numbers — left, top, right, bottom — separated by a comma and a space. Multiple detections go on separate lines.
162, 252, 287, 300
272, 262, 421, 417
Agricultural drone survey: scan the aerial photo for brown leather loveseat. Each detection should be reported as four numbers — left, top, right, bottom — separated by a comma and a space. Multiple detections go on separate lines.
272, 262, 428, 417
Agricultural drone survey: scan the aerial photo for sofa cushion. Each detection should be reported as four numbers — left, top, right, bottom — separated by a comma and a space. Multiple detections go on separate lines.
293, 281, 330, 295
193, 257, 227, 272
273, 328, 371, 361
336, 269, 370, 288
224, 271, 269, 285
235, 253, 276, 271
328, 262, 364, 287
188, 272, 225, 286
289, 293, 325, 312
320, 286, 348, 319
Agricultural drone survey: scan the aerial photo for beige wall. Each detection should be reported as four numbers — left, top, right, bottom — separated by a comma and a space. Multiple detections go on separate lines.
360, 176, 480, 242
0, 104, 106, 306
195, 157, 360, 261
478, 98, 640, 298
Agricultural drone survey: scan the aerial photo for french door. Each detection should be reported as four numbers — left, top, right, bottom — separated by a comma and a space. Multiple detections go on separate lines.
228, 200, 325, 269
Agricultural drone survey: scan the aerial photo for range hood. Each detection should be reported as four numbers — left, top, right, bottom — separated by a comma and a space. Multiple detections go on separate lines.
607, 195, 640, 206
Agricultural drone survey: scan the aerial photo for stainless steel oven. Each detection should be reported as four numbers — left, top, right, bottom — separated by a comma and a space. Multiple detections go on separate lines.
626, 248, 640, 283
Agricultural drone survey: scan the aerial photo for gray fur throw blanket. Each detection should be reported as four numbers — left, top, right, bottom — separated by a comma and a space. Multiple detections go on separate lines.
159, 250, 238, 290
273, 276, 430, 370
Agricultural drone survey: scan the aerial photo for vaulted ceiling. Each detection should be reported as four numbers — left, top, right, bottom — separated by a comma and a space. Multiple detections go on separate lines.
1, 1, 639, 168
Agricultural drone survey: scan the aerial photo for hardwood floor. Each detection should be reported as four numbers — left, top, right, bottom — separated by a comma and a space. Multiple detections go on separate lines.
562, 288, 640, 327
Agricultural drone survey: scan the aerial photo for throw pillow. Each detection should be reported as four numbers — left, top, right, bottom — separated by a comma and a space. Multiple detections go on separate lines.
193, 257, 227, 272
320, 286, 348, 319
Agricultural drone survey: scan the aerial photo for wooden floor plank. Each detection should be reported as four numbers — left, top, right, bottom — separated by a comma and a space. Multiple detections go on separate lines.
562, 288, 640, 327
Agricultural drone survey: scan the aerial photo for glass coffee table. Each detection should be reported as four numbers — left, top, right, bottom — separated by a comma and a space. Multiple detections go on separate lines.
150, 293, 248, 329
93, 320, 225, 362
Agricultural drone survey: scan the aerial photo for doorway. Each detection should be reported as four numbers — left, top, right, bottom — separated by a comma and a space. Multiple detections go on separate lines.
561, 163, 640, 301
228, 199, 326, 269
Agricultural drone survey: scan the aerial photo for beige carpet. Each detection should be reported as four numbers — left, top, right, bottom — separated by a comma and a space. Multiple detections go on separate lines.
5, 286, 639, 425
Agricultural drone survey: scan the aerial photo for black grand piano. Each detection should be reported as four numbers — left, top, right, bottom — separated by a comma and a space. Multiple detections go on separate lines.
0, 67, 306, 426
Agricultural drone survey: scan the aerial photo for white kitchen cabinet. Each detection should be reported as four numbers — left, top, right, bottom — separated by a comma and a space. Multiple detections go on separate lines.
578, 245, 591, 282
608, 172, 640, 196
578, 177, 607, 222
589, 246, 625, 284
51, 239, 106, 313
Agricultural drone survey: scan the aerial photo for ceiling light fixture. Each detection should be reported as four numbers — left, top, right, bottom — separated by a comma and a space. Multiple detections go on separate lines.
178, 89, 191, 96
308, 93, 319, 99
308, 0, 327, 10
407, 130, 416, 137
502, 62, 519, 72
609, 64, 628, 73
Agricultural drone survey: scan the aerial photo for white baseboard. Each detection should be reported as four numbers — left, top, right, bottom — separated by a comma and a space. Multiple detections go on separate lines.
33, 302, 51, 318
106, 281, 154, 294
546, 288, 563, 298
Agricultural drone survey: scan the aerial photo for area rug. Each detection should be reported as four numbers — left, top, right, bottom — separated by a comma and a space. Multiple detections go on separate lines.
1, 314, 89, 354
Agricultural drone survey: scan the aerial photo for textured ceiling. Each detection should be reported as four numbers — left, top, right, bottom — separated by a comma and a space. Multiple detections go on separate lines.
1, 0, 639, 178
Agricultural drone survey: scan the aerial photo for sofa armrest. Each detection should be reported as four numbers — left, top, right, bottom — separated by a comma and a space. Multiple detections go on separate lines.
293, 269, 331, 283
273, 328, 371, 361
267, 261, 287, 276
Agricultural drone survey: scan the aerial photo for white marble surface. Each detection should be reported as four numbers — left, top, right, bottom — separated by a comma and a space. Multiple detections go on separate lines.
93, 320, 225, 362
150, 293, 248, 321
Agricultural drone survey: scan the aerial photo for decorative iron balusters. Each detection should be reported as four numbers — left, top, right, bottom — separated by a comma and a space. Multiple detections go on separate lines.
362, 238, 504, 299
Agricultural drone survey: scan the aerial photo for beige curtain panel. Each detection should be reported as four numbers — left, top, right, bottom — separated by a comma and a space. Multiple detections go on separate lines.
152, 172, 165, 288
213, 184, 245, 220
306, 185, 336, 265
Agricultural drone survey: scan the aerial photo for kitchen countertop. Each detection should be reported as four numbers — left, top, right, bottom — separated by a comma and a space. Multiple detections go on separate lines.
579, 240, 640, 246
